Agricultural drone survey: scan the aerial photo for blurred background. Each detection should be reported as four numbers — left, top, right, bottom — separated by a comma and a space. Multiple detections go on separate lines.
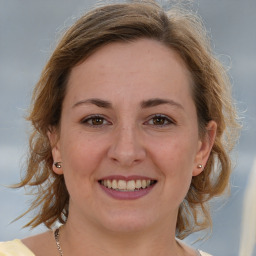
0, 1, 255, 255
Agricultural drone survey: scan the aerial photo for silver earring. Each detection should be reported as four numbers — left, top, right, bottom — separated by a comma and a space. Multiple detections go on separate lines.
197, 164, 203, 168
54, 162, 62, 168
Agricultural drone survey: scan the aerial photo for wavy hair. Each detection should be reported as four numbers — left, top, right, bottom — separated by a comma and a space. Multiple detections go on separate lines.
15, 0, 240, 239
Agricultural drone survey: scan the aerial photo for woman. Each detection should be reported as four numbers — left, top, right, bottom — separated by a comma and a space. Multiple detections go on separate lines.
0, 1, 240, 255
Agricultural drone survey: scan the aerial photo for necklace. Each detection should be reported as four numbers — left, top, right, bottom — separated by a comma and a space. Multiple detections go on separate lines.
54, 228, 64, 256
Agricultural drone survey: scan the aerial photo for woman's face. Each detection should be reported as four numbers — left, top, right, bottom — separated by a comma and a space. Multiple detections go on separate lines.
50, 39, 216, 233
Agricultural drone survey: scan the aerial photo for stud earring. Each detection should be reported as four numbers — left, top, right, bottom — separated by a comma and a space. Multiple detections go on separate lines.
54, 162, 62, 168
197, 164, 203, 169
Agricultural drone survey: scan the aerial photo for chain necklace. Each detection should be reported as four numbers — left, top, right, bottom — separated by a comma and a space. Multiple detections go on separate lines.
54, 228, 64, 256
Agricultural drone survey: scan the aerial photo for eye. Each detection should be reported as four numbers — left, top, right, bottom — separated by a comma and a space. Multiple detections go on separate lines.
145, 114, 175, 127
81, 115, 111, 127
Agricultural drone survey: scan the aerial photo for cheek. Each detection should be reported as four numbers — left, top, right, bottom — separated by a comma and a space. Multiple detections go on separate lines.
150, 137, 197, 196
59, 133, 107, 193
61, 129, 104, 167
153, 138, 197, 172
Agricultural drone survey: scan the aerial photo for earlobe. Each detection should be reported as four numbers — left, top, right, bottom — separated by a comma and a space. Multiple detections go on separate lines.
193, 163, 204, 176
51, 147, 63, 175
47, 128, 63, 175
193, 120, 217, 176
52, 160, 63, 175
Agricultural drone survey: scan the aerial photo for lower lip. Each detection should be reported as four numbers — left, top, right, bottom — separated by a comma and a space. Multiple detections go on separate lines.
99, 183, 156, 200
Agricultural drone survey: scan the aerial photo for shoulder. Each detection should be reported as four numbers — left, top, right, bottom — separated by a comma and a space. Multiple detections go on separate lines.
0, 231, 56, 256
198, 250, 213, 256
0, 239, 35, 256
21, 231, 57, 256
175, 239, 213, 256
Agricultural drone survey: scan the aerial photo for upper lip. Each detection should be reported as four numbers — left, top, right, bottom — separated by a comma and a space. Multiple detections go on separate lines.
98, 175, 157, 181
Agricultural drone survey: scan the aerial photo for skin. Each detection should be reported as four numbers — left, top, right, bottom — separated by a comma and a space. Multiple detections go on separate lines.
23, 39, 216, 256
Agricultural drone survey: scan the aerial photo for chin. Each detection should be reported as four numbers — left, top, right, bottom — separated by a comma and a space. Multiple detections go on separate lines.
99, 211, 154, 234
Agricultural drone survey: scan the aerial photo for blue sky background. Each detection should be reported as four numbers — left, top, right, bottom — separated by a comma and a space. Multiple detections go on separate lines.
0, 1, 256, 255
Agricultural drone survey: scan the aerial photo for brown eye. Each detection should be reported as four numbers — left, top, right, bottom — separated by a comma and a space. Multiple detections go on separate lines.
145, 114, 174, 127
81, 115, 110, 127
152, 117, 166, 125
91, 117, 104, 125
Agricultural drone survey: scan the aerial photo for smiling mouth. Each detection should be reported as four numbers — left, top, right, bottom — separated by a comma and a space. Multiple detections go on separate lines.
99, 179, 157, 192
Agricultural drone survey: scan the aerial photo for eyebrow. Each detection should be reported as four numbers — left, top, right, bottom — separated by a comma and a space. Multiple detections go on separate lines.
141, 98, 184, 110
72, 98, 112, 109
72, 97, 183, 110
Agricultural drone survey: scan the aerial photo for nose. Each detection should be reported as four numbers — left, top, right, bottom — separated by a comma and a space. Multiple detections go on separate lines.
107, 125, 146, 167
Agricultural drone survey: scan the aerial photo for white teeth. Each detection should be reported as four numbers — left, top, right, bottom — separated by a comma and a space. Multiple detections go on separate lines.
112, 179, 117, 189
100, 179, 155, 191
107, 180, 112, 189
141, 180, 147, 188
135, 180, 142, 189
127, 180, 136, 190
118, 180, 126, 190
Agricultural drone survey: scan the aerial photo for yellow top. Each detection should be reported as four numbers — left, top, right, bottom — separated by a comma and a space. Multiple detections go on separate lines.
0, 240, 35, 256
199, 250, 213, 256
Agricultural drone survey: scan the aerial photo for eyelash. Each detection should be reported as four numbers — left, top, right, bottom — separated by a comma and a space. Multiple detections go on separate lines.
81, 115, 111, 127
145, 114, 175, 127
81, 114, 175, 128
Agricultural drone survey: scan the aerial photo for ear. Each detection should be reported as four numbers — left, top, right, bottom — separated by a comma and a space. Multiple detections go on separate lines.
193, 120, 217, 176
47, 127, 63, 175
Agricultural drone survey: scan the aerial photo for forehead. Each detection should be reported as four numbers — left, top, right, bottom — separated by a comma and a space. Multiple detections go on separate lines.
65, 39, 193, 105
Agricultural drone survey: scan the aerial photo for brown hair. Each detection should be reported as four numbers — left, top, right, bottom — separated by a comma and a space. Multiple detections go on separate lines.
16, 0, 240, 239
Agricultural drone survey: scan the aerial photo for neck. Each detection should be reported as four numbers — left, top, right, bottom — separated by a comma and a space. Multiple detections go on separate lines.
60, 214, 185, 256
